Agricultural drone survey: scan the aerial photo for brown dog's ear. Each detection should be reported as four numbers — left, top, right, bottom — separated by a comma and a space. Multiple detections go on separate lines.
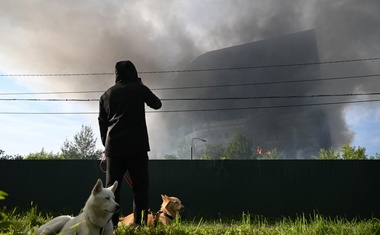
161, 194, 169, 201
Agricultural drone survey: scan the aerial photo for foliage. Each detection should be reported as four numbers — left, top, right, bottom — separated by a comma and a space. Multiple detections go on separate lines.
200, 143, 225, 160
161, 140, 189, 159
257, 148, 280, 160
24, 148, 63, 160
369, 153, 380, 160
315, 142, 375, 160
165, 135, 380, 160
61, 125, 102, 160
0, 190, 8, 200
0, 150, 22, 160
223, 132, 252, 159
169, 139, 191, 160
163, 154, 178, 160
1, 208, 380, 235
177, 139, 192, 160
165, 132, 281, 160
0, 205, 48, 234
340, 143, 367, 159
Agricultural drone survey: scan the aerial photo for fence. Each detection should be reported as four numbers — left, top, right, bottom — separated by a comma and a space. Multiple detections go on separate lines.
0, 160, 379, 219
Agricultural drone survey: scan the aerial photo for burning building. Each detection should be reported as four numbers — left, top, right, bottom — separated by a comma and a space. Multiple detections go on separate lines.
164, 30, 332, 159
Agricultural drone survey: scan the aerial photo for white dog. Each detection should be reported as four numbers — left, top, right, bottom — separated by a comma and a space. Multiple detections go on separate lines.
36, 179, 119, 235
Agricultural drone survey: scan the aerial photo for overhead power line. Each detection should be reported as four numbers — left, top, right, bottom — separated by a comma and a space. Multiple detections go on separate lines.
0, 73, 379, 96
154, 99, 380, 113
0, 91, 102, 96
1, 98, 380, 114
1, 57, 380, 77
154, 73, 380, 91
1, 92, 380, 102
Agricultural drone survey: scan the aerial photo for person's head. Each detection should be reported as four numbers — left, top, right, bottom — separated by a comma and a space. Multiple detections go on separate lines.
115, 60, 138, 83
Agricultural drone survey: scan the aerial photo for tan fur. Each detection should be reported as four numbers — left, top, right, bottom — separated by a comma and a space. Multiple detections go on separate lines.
118, 194, 185, 227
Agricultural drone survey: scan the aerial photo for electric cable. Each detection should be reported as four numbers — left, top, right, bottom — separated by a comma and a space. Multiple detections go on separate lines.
1, 57, 379, 77
1, 98, 379, 114
0, 73, 379, 96
1, 92, 380, 102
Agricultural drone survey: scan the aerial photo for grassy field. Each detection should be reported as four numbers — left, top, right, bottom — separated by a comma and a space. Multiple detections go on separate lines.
1, 208, 379, 235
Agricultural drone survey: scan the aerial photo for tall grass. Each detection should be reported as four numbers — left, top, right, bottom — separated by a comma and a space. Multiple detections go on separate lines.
1, 208, 379, 235
116, 213, 380, 235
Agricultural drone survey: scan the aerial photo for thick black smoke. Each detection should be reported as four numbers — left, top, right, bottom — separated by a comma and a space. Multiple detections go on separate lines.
160, 30, 333, 159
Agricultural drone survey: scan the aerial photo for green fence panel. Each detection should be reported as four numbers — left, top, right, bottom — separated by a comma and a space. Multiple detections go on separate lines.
0, 160, 379, 219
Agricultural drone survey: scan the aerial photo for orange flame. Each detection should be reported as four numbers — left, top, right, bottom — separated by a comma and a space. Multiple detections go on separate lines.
256, 146, 262, 155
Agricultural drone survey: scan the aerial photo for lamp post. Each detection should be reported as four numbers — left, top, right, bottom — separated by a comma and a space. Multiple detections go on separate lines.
191, 137, 207, 160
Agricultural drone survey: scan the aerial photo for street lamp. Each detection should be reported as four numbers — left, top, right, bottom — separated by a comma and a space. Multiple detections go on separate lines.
191, 137, 207, 160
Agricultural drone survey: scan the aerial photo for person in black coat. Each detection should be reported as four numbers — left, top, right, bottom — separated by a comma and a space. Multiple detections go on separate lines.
98, 60, 162, 226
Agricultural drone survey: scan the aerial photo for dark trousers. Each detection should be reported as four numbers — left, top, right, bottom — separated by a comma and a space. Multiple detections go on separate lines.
106, 153, 149, 226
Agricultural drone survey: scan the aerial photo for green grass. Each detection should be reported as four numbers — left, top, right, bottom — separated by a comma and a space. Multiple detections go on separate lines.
1, 208, 379, 235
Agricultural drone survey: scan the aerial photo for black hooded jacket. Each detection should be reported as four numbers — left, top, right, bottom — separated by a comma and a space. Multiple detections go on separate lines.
98, 61, 162, 156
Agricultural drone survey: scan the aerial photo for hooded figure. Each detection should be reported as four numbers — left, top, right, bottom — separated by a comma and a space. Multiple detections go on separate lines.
99, 60, 161, 155
115, 60, 139, 84
98, 60, 162, 226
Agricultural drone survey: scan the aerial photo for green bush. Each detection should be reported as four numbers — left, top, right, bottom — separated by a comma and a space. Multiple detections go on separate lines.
315, 142, 379, 160
0, 190, 8, 200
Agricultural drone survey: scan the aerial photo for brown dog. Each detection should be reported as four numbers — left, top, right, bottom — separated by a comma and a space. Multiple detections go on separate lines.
118, 195, 185, 227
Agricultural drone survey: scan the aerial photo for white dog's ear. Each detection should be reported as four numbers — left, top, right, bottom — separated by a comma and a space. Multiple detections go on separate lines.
92, 179, 103, 195
108, 181, 118, 192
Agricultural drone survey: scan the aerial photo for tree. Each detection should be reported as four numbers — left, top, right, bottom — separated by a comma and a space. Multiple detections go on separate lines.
24, 148, 62, 160
223, 132, 252, 159
163, 154, 178, 160
315, 142, 369, 160
256, 148, 280, 160
61, 125, 102, 160
368, 153, 380, 160
200, 143, 225, 160
0, 149, 23, 160
0, 149, 11, 160
341, 143, 367, 159
176, 139, 190, 160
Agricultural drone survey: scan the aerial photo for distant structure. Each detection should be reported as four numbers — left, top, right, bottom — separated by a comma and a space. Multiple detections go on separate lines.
168, 30, 332, 159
